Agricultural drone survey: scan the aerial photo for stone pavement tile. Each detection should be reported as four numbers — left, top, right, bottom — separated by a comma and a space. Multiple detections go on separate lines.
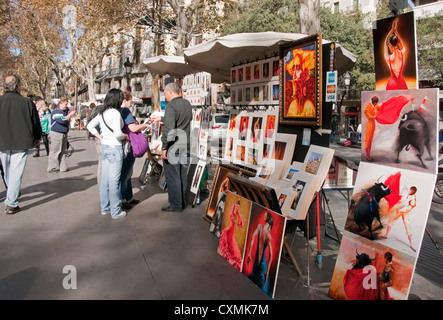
0, 230, 161, 299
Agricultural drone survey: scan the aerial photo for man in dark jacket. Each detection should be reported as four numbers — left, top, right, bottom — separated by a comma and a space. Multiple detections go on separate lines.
0, 75, 42, 214
161, 82, 192, 212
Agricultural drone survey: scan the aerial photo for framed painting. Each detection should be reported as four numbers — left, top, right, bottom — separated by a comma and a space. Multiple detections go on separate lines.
237, 86, 244, 105
231, 67, 237, 85
253, 62, 261, 82
237, 66, 244, 83
279, 33, 322, 126
262, 59, 271, 81
245, 64, 252, 83
190, 159, 206, 195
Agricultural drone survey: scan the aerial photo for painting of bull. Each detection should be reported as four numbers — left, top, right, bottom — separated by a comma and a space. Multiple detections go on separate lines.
346, 179, 391, 240
395, 109, 433, 169
352, 250, 376, 269
360, 89, 439, 175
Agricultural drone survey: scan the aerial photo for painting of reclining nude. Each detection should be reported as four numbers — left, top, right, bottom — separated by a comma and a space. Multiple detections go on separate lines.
360, 88, 439, 175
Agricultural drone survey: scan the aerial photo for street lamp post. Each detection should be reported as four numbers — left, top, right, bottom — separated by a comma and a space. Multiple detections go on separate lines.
337, 71, 351, 142
124, 58, 133, 92
343, 71, 351, 95
56, 82, 61, 98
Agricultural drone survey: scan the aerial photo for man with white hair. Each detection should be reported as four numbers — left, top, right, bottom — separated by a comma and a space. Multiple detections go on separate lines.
161, 82, 192, 212
0, 75, 42, 214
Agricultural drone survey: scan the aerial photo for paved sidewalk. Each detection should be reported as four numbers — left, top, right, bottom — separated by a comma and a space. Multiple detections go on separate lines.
0, 130, 441, 300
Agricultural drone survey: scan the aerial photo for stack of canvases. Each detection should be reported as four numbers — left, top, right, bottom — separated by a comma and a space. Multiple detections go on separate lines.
217, 190, 287, 298
329, 12, 440, 300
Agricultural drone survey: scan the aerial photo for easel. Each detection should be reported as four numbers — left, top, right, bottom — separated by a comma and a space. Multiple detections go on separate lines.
139, 147, 163, 184
321, 187, 350, 243
226, 173, 303, 277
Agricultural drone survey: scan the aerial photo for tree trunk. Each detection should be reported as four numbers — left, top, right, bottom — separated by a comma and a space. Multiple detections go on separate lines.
298, 0, 320, 35
87, 77, 96, 104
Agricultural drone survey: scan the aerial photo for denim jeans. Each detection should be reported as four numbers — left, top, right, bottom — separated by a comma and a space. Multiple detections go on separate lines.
120, 155, 135, 202
0, 150, 28, 208
100, 144, 123, 218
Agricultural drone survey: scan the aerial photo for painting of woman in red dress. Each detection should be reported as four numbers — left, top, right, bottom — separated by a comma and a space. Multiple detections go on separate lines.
373, 12, 418, 90
384, 17, 408, 90
217, 193, 252, 271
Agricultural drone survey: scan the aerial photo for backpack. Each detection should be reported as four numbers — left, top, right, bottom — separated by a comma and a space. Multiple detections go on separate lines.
40, 111, 51, 133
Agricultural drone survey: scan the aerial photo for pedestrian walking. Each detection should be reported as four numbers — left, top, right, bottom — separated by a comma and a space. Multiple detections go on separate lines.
34, 98, 51, 157
87, 88, 128, 220
119, 91, 149, 210
161, 82, 192, 212
0, 75, 42, 214
47, 97, 76, 172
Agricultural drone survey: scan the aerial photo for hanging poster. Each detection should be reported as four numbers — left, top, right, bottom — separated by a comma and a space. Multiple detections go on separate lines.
372, 12, 418, 91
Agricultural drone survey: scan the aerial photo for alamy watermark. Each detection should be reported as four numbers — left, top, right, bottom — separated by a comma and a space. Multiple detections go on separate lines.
62, 265, 77, 290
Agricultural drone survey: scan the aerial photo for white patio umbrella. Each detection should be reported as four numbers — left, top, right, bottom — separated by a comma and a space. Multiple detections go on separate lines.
142, 55, 198, 78
184, 32, 357, 83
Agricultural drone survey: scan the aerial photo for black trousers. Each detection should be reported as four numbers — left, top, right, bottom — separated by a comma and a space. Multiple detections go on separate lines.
35, 133, 49, 155
163, 150, 190, 210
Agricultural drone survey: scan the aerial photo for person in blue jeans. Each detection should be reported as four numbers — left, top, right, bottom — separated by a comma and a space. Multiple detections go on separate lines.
119, 91, 149, 209
87, 89, 128, 220
0, 75, 42, 214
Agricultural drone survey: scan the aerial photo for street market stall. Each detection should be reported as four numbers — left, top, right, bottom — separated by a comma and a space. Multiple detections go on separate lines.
181, 31, 358, 297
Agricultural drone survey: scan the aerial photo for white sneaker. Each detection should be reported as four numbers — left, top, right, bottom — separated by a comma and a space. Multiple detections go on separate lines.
112, 211, 127, 220
101, 211, 110, 216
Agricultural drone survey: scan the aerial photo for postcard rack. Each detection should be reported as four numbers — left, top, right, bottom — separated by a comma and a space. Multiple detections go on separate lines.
226, 173, 303, 277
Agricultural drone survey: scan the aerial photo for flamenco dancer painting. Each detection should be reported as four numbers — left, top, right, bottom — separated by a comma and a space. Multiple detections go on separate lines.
242, 205, 286, 298
373, 12, 418, 91
245, 212, 274, 294
217, 193, 251, 272
384, 17, 407, 90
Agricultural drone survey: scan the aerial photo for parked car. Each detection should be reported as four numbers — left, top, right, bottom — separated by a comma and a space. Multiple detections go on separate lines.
209, 113, 229, 158
209, 113, 229, 141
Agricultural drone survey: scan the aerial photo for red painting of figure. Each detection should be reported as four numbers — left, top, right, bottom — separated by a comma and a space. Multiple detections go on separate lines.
373, 12, 418, 91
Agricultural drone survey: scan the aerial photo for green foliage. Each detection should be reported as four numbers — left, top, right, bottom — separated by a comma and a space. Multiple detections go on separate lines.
320, 7, 375, 92
416, 12, 443, 87
221, 2, 376, 93
220, 0, 300, 35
